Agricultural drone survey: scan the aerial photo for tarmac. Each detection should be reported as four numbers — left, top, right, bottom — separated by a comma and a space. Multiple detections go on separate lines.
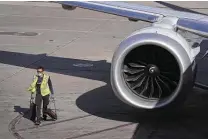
0, 1, 208, 139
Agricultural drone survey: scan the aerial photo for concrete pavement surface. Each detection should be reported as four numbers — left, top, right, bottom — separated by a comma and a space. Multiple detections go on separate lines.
0, 1, 208, 139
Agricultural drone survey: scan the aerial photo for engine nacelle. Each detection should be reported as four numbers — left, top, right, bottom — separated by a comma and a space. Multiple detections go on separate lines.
62, 4, 76, 10
111, 27, 197, 109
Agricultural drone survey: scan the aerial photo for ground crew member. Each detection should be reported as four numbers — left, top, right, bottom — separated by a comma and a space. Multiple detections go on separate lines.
28, 66, 54, 125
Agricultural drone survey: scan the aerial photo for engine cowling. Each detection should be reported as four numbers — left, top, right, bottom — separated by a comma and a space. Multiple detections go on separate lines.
111, 27, 196, 109
62, 4, 76, 10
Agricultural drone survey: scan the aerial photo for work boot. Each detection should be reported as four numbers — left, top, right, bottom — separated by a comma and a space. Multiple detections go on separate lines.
35, 119, 41, 125
43, 115, 47, 121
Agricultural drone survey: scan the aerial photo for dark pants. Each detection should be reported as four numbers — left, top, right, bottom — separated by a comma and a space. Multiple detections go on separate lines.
35, 93, 49, 121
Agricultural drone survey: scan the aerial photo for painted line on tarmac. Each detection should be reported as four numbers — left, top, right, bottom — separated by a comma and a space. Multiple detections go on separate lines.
9, 107, 92, 139
17, 114, 92, 132
8, 109, 30, 139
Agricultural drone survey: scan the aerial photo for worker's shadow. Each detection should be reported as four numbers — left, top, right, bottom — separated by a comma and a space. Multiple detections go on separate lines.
13, 106, 31, 121
13, 105, 56, 122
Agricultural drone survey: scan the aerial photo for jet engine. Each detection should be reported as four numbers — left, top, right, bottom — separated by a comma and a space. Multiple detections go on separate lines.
111, 26, 198, 109
62, 4, 76, 10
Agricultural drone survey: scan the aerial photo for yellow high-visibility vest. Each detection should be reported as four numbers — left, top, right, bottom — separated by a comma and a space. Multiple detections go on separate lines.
27, 74, 51, 96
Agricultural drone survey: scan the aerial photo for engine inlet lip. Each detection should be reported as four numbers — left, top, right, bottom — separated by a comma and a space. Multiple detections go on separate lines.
112, 33, 191, 109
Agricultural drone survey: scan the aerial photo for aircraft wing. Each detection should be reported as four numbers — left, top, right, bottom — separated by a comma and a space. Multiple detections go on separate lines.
58, 1, 208, 38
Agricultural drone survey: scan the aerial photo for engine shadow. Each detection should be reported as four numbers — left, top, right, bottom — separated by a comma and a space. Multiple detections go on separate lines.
132, 87, 208, 139
76, 83, 141, 122
76, 75, 208, 138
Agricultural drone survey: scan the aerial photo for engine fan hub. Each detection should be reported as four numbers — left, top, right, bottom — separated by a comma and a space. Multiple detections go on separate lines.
147, 65, 160, 76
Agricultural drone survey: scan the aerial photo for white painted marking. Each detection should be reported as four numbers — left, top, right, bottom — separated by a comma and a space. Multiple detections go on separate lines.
73, 63, 93, 67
